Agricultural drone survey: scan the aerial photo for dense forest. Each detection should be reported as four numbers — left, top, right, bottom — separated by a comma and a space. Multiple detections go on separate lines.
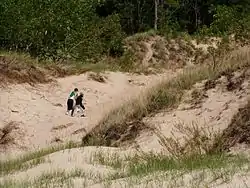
0, 0, 250, 62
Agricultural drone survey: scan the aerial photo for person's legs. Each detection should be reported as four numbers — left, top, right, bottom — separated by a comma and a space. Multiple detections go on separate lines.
75, 105, 80, 113
66, 99, 74, 115
71, 105, 76, 116
72, 105, 83, 116
79, 105, 85, 117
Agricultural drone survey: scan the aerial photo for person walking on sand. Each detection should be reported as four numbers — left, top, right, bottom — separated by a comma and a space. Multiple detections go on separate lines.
71, 92, 85, 117
66, 88, 78, 115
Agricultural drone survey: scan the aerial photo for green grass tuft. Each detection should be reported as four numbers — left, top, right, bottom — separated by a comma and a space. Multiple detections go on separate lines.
127, 153, 250, 177
0, 141, 80, 175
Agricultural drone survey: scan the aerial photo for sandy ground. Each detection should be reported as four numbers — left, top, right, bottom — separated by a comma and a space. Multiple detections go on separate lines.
0, 70, 180, 158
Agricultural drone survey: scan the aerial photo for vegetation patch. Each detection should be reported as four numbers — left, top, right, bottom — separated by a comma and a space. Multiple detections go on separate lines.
87, 72, 107, 83
0, 141, 80, 175
212, 100, 250, 152
89, 120, 250, 186
0, 121, 20, 147
93, 151, 124, 169
0, 54, 52, 85
0, 167, 121, 188
82, 120, 148, 147
91, 143, 249, 180
0, 52, 117, 85
127, 153, 249, 177
0, 169, 88, 188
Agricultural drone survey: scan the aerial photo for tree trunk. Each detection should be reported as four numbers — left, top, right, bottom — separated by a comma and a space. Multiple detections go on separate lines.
154, 0, 158, 30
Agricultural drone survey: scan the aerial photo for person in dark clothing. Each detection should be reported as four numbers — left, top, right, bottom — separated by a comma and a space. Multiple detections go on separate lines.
71, 92, 85, 117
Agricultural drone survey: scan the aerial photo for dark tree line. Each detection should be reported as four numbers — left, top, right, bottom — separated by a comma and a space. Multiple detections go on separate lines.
0, 0, 249, 61
96, 0, 250, 34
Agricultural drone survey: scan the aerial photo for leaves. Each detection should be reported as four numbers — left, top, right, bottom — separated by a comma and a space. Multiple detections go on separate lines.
0, 0, 124, 61
0, 0, 250, 62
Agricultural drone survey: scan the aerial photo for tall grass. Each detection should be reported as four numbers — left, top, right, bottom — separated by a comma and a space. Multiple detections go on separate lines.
127, 153, 249, 177
90, 144, 250, 179
212, 99, 250, 152
0, 141, 80, 175
0, 169, 89, 188
0, 51, 124, 85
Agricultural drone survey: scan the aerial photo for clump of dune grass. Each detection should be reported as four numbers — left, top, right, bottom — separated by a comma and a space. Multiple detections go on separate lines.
126, 152, 249, 177
89, 120, 250, 186
82, 46, 250, 146
0, 51, 115, 86
0, 141, 80, 175
0, 169, 89, 188
125, 30, 157, 42
87, 72, 107, 83
155, 122, 223, 159
0, 121, 20, 147
212, 100, 250, 152
91, 142, 250, 179
1, 166, 121, 188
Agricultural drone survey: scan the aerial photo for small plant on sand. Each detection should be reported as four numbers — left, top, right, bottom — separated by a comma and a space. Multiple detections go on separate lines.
126, 30, 157, 42
126, 152, 249, 177
88, 72, 107, 83
155, 122, 222, 159
93, 151, 123, 169
207, 40, 232, 70
212, 100, 250, 152
0, 121, 21, 147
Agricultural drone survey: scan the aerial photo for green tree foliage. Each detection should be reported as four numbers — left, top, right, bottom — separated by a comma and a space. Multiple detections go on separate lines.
0, 0, 124, 61
96, 0, 249, 35
0, 0, 250, 61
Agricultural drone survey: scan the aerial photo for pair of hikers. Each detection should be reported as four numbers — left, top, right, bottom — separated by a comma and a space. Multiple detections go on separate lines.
66, 88, 85, 117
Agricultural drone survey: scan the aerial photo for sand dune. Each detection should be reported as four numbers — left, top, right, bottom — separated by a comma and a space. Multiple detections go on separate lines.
0, 70, 178, 157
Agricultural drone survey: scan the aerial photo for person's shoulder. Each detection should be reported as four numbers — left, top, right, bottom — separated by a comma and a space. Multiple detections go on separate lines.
69, 91, 75, 96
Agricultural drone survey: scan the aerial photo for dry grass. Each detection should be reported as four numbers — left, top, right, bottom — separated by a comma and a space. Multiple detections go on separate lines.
0, 121, 20, 147
87, 72, 107, 83
152, 38, 197, 68
189, 88, 208, 107
0, 34, 233, 85
125, 30, 157, 42
82, 46, 250, 147
0, 52, 112, 86
126, 152, 249, 178
0, 169, 90, 188
0, 141, 80, 175
90, 137, 250, 184
212, 100, 250, 152
51, 123, 74, 131
0, 54, 52, 85
125, 34, 210, 71
155, 122, 222, 159
83, 120, 149, 147
2, 117, 250, 187
88, 120, 250, 186
1, 155, 249, 188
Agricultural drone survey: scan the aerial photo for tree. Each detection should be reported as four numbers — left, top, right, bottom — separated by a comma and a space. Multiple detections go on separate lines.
154, 0, 159, 30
